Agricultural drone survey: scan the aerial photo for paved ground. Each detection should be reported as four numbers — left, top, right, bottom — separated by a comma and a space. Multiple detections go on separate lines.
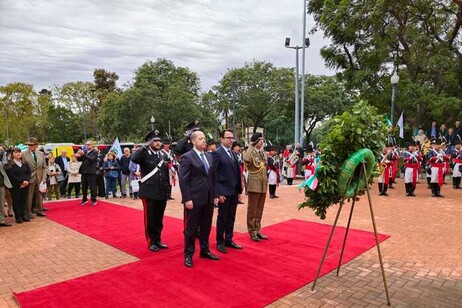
0, 178, 461, 307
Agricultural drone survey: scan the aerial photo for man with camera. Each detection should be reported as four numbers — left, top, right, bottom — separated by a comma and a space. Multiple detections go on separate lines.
131, 131, 170, 252
75, 140, 98, 206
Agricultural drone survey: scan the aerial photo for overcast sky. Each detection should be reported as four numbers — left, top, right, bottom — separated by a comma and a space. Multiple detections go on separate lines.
0, 0, 333, 91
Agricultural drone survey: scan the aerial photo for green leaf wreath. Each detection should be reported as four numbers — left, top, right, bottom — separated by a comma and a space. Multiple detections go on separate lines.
299, 100, 389, 219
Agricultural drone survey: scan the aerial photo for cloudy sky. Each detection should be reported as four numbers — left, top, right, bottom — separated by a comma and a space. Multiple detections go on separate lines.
0, 0, 333, 91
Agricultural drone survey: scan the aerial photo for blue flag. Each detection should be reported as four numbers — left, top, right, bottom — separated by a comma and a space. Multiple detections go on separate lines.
109, 137, 123, 159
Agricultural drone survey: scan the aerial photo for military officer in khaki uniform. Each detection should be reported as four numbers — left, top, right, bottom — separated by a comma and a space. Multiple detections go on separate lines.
22, 137, 47, 218
243, 132, 269, 242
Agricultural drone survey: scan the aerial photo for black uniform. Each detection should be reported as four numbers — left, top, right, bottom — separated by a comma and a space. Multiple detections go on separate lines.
77, 148, 98, 204
131, 145, 170, 248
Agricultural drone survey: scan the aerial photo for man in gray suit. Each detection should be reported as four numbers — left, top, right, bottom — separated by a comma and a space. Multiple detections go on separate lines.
22, 137, 47, 219
0, 144, 12, 226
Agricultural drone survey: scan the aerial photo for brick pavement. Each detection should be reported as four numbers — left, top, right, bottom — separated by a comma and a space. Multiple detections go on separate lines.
0, 178, 461, 307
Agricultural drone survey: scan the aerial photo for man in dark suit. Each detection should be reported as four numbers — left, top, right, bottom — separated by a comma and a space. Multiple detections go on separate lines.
55, 150, 70, 197
75, 140, 98, 206
213, 129, 243, 253
179, 130, 219, 268
131, 131, 170, 252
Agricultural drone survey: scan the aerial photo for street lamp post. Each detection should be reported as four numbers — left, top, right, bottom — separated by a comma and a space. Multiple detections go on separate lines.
285, 37, 309, 145
232, 82, 237, 138
150, 116, 156, 131
301, 0, 308, 146
390, 73, 400, 126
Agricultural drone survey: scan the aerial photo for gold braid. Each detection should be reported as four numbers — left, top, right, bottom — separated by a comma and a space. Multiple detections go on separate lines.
248, 148, 266, 175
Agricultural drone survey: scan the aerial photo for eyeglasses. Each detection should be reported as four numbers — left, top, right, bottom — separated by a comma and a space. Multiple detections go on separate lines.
223, 137, 235, 140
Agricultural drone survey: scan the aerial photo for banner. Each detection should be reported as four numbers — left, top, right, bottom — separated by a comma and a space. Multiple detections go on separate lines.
109, 137, 123, 159
396, 112, 404, 139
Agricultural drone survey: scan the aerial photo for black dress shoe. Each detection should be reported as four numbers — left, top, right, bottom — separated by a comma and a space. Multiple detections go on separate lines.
250, 235, 260, 242
200, 251, 220, 260
36, 212, 46, 217
155, 242, 168, 249
149, 244, 159, 252
16, 219, 23, 224
0, 222, 12, 227
22, 217, 31, 222
42, 207, 49, 211
184, 258, 193, 268
257, 233, 268, 240
225, 241, 243, 249
217, 245, 227, 253
273, 195, 279, 198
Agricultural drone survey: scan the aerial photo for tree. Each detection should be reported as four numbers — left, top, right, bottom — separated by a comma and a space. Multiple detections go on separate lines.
93, 68, 119, 106
308, 0, 462, 130
98, 59, 216, 142
211, 61, 294, 137
302, 74, 353, 141
0, 82, 44, 144
52, 81, 99, 142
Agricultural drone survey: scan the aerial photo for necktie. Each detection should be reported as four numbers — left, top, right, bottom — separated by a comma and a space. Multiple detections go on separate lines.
200, 153, 209, 173
228, 149, 235, 161
32, 152, 37, 165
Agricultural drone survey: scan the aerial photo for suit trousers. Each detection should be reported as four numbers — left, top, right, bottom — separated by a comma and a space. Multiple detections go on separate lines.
141, 198, 167, 246
59, 176, 68, 196
10, 186, 27, 219
81, 174, 97, 202
96, 174, 106, 197
184, 202, 214, 258
216, 193, 238, 245
120, 174, 132, 196
26, 180, 43, 215
0, 186, 5, 222
247, 191, 267, 236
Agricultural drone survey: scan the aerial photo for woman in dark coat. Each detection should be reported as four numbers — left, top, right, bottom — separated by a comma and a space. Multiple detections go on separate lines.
5, 147, 31, 223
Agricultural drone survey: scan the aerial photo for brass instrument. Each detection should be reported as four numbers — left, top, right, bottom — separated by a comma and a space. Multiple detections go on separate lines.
421, 140, 432, 155
378, 150, 391, 175
284, 150, 299, 168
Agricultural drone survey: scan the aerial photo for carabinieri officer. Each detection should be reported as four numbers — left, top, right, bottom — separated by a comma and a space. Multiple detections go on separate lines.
131, 130, 170, 252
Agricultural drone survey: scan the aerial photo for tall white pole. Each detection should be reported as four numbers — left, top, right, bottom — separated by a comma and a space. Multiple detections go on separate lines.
294, 47, 300, 145
300, 0, 307, 146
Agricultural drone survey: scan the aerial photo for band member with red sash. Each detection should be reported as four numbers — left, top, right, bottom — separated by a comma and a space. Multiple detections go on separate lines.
403, 141, 422, 197
377, 145, 394, 196
389, 145, 399, 189
427, 139, 451, 197
451, 141, 462, 189
302, 146, 316, 180
267, 146, 280, 199
131, 131, 170, 252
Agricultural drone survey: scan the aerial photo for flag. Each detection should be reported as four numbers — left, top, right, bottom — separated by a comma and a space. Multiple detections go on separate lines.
298, 174, 319, 191
396, 112, 404, 139
16, 143, 28, 152
109, 137, 123, 159
385, 115, 392, 128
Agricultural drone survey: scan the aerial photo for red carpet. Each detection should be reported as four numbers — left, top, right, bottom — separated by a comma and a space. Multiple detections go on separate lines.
14, 200, 389, 308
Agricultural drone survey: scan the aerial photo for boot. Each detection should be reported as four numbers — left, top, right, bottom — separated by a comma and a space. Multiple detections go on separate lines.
436, 185, 444, 197
411, 184, 416, 197
427, 177, 431, 189
431, 183, 438, 197
382, 184, 389, 196
456, 177, 462, 189
405, 183, 411, 197
388, 178, 394, 189
269, 185, 276, 198
453, 177, 458, 189
378, 183, 383, 196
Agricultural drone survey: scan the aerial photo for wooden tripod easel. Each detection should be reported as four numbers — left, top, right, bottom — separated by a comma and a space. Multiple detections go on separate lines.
311, 162, 391, 306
